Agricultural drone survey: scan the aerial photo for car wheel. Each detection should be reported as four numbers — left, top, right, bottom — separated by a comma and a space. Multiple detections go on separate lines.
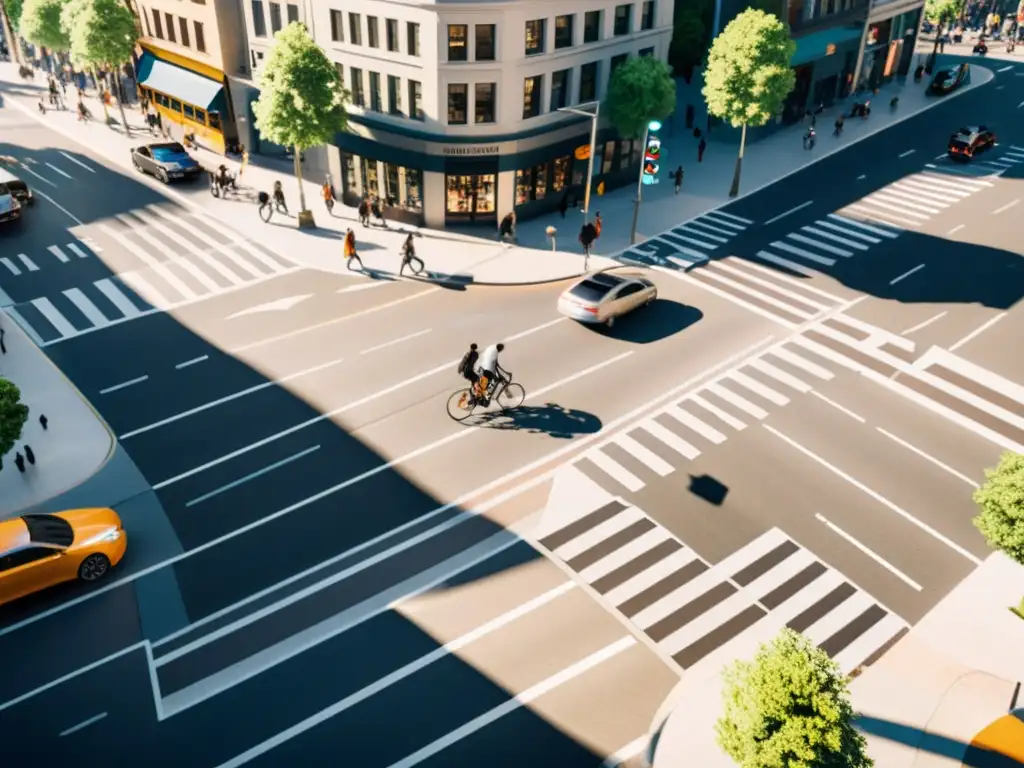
157, 168, 168, 183
78, 553, 111, 582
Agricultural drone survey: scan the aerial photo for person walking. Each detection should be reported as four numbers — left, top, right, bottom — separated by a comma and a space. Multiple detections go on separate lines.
558, 192, 569, 218
579, 220, 597, 257
344, 228, 363, 270
358, 196, 370, 227
697, 137, 707, 163
322, 177, 335, 214
273, 180, 288, 214
833, 114, 845, 137
370, 195, 386, 226
499, 211, 516, 242
400, 234, 424, 276
594, 211, 603, 240
673, 166, 684, 194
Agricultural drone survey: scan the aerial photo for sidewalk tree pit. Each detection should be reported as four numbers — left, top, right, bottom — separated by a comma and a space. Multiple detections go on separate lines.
0, 378, 30, 471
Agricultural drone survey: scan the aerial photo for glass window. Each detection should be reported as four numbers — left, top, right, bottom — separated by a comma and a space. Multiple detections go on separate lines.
533, 163, 548, 200
614, 4, 632, 35
369, 72, 382, 111
367, 16, 379, 47
405, 169, 423, 211
178, 16, 190, 45
251, 1, 266, 37
286, 3, 298, 23
165, 13, 176, 42
208, 111, 222, 130
268, 3, 281, 33
641, 0, 655, 30
550, 69, 570, 110
639, 46, 654, 57
386, 18, 399, 51
330, 9, 343, 42
335, 62, 344, 84
525, 19, 545, 55
448, 24, 467, 61
195, 21, 206, 52
183, 104, 195, 119
170, 98, 182, 112
350, 67, 364, 106
515, 168, 533, 205
384, 163, 400, 206
360, 157, 379, 197
522, 75, 542, 118
579, 61, 598, 101
447, 83, 468, 124
342, 153, 356, 194
583, 10, 601, 42
618, 140, 633, 170
388, 75, 402, 114
407, 21, 420, 56
552, 155, 571, 192
408, 80, 423, 119
610, 53, 628, 78
142, 8, 152, 35
475, 83, 495, 123
349, 13, 361, 45
152, 9, 163, 37
555, 15, 574, 48
194, 107, 206, 124
602, 139, 616, 173
155, 92, 169, 107
475, 24, 495, 60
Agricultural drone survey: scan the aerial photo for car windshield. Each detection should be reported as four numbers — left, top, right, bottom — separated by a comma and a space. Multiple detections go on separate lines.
0, 183, 9, 195
21, 514, 74, 548
152, 145, 188, 162
569, 280, 613, 303
934, 72, 950, 83
950, 139, 970, 149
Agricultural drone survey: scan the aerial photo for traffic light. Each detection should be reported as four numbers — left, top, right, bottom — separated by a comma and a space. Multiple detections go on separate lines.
642, 134, 661, 186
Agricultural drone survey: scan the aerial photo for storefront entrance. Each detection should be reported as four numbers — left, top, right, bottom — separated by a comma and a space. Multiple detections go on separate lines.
445, 173, 497, 222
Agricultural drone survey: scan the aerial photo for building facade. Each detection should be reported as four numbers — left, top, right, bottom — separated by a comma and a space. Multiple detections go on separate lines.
240, 0, 674, 227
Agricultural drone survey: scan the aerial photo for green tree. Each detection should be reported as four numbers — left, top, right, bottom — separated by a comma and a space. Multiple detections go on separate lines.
716, 628, 873, 768
62, 0, 135, 132
924, 0, 965, 64
252, 21, 349, 229
974, 451, 1024, 565
668, 7, 705, 78
0, 0, 24, 65
0, 378, 30, 471
703, 8, 795, 198
5, 0, 24, 29
607, 54, 676, 140
19, 0, 69, 54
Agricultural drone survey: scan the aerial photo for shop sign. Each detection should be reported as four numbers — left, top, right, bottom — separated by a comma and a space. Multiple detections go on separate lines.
825, 43, 837, 55
442, 145, 500, 156
574, 144, 591, 160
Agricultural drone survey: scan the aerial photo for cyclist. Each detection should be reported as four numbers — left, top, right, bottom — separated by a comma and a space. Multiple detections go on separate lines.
477, 342, 505, 400
273, 180, 287, 213
457, 343, 480, 395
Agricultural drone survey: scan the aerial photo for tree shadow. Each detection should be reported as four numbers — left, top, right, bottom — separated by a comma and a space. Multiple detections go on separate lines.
466, 403, 602, 438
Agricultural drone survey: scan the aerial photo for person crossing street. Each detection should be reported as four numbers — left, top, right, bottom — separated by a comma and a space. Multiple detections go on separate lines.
344, 228, 363, 270
400, 234, 424, 276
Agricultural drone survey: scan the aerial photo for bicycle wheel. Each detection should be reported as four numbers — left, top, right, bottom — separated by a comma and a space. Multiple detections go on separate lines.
258, 203, 272, 222
446, 389, 478, 422
497, 383, 525, 411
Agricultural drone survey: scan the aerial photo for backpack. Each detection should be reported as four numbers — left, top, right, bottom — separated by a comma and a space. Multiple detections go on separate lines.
457, 351, 472, 375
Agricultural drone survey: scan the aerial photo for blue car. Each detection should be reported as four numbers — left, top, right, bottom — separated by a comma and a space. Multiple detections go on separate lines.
131, 142, 202, 183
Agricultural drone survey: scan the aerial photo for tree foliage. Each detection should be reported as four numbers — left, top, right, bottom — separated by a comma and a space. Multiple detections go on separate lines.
924, 0, 964, 23
703, 8, 795, 129
0, 378, 30, 461
19, 0, 69, 51
606, 55, 676, 139
716, 628, 873, 768
62, 0, 134, 68
974, 451, 1024, 564
5, 0, 25, 31
668, 7, 705, 74
252, 22, 349, 151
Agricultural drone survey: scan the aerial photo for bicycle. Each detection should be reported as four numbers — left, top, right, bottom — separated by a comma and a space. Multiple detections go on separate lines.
446, 371, 526, 422
257, 192, 274, 222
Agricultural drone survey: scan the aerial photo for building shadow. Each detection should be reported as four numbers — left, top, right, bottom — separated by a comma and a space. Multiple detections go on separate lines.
857, 714, 1024, 767
467, 403, 602, 439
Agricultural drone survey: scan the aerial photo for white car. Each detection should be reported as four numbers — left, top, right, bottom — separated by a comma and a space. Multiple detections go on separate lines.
557, 272, 658, 328
0, 182, 22, 225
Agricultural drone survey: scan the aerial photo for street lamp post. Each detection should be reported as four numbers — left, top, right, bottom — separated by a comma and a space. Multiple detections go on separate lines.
630, 119, 662, 246
557, 101, 600, 270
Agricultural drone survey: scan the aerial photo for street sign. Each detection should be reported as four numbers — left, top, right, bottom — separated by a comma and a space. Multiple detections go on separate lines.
642, 133, 662, 186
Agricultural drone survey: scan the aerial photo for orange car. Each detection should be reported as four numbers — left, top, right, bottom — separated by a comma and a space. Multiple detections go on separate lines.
0, 508, 127, 606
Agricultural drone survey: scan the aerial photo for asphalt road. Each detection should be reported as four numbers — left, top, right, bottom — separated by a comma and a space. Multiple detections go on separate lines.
1, 57, 1023, 765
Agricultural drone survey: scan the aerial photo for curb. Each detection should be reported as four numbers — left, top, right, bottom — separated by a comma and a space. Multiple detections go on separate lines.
402, 262, 633, 288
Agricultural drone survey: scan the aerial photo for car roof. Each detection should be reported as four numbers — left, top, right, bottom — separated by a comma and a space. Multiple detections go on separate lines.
0, 167, 21, 184
148, 142, 186, 151
587, 272, 626, 288
0, 518, 29, 556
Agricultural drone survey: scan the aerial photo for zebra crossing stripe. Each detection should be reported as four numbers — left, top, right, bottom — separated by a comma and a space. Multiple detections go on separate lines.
706, 382, 768, 419
63, 288, 109, 327
683, 221, 731, 239
832, 613, 906, 673
767, 347, 834, 380
31, 297, 77, 337
584, 448, 644, 492
116, 214, 223, 293
99, 224, 198, 301
554, 506, 649, 562
755, 250, 815, 276
697, 268, 815, 318
639, 418, 701, 459
815, 220, 881, 243
801, 225, 869, 250
613, 434, 674, 476
47, 245, 69, 263
1, 257, 21, 275
94, 278, 142, 318
17, 254, 39, 271
748, 358, 812, 393
729, 371, 789, 406
687, 394, 747, 430
66, 243, 92, 259
710, 262, 829, 311
664, 405, 727, 444
788, 232, 854, 257
133, 209, 247, 286
705, 210, 752, 225
147, 207, 265, 279
827, 213, 900, 237
771, 240, 836, 266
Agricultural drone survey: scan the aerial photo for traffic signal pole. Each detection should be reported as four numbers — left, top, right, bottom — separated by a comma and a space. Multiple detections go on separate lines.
629, 123, 651, 246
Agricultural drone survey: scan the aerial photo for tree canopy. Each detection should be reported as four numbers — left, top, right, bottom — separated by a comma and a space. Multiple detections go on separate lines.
5, 0, 25, 31
62, 0, 134, 69
252, 22, 349, 151
19, 0, 69, 51
0, 378, 30, 462
974, 451, 1024, 565
703, 8, 795, 129
606, 55, 676, 139
924, 0, 964, 23
716, 628, 873, 768
668, 7, 705, 75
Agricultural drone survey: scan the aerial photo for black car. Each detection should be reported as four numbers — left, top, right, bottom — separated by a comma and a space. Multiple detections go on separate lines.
130, 142, 202, 183
0, 162, 34, 206
948, 125, 996, 161
929, 63, 970, 95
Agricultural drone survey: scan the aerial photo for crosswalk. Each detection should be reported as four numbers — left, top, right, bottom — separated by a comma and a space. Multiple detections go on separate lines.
3, 204, 298, 345
538, 491, 908, 677
620, 210, 753, 269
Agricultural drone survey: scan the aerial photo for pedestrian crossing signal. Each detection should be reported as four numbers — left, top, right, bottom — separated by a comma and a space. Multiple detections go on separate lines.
642, 135, 661, 186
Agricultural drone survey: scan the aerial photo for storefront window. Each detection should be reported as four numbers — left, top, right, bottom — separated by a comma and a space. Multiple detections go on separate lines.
405, 169, 423, 211
358, 156, 379, 197
552, 156, 570, 192
533, 163, 547, 200
446, 174, 496, 215
343, 154, 356, 194
384, 162, 400, 206
631, 140, 643, 167
618, 140, 633, 171
515, 168, 533, 205
601, 140, 616, 174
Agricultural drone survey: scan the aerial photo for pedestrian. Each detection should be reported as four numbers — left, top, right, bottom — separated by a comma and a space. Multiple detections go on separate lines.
239, 145, 249, 177
343, 228, 363, 270
370, 196, 386, 226
697, 137, 707, 163
833, 114, 845, 137
358, 196, 370, 226
594, 211, 603, 239
558, 191, 569, 219
322, 177, 335, 213
14, 452, 25, 473
400, 234, 424, 276
499, 211, 516, 242
39, 414, 48, 430
579, 221, 597, 256
673, 166, 684, 194
0, 327, 6, 355
273, 180, 287, 213
24, 445, 35, 465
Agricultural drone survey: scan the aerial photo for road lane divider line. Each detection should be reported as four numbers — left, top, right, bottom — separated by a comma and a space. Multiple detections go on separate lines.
44, 162, 72, 180
17, 164, 56, 187
175, 355, 209, 370
809, 390, 865, 423
949, 312, 1006, 352
998, 65, 1014, 72
875, 428, 979, 488
58, 712, 108, 737
208, 581, 575, 763
601, 736, 650, 768
184, 446, 321, 508
993, 199, 1019, 215
889, 263, 925, 285
816, 514, 922, 591
764, 200, 813, 225
0, 336, 772, 642
99, 375, 149, 395
122, 355, 347, 440
384, 636, 637, 768
898, 149, 916, 158
337, 282, 388, 294
765, 425, 982, 565
360, 329, 431, 355
901, 311, 947, 336
59, 151, 95, 172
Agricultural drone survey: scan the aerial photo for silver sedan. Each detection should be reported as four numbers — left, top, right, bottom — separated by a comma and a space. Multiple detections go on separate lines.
557, 272, 658, 328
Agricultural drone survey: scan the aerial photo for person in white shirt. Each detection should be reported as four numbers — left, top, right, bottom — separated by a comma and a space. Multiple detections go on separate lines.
477, 343, 504, 396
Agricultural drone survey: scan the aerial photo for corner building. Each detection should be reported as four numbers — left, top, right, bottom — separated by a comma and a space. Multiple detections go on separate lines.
241, 0, 673, 227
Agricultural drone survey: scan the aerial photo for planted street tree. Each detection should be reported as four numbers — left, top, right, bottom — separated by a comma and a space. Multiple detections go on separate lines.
668, 7, 705, 80
703, 9, 795, 198
974, 451, 1024, 565
925, 0, 965, 67
62, 0, 135, 133
252, 21, 349, 229
19, 0, 68, 68
0, 0, 24, 65
717, 628, 873, 768
0, 378, 30, 473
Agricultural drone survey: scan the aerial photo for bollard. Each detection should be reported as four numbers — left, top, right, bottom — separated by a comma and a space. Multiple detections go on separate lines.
546, 226, 557, 251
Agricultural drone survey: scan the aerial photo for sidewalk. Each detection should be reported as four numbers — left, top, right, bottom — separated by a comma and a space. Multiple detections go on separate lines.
0, 311, 114, 519
648, 552, 1024, 767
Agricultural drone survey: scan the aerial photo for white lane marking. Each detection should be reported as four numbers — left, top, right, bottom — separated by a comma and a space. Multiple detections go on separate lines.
947, 224, 964, 235
31, 297, 77, 337
59, 151, 95, 172
696, 268, 814, 318
730, 258, 845, 302
639, 418, 701, 459
801, 225, 868, 250
1018, 100, 1024, 109
932, 154, 947, 160
17, 164, 56, 187
857, 174, 866, 180
876, 427, 979, 488
710, 261, 828, 310
63, 288, 109, 327
949, 312, 1006, 352
231, 287, 443, 353
338, 282, 388, 294
212, 582, 580, 768
665, 404, 727, 442
993, 199, 1019, 215
998, 65, 1014, 72
44, 162, 72, 179
755, 250, 814, 276
766, 425, 982, 564
850, 201, 927, 224
729, 370, 788, 405
48, 245, 69, 263
98, 223, 197, 301
175, 355, 209, 370
133, 208, 246, 286
99, 375, 149, 395
16, 254, 38, 272
656, 266, 798, 328
360, 329, 431, 355
764, 200, 813, 225
116, 214, 221, 293
226, 295, 311, 319
601, 736, 649, 768
826, 213, 900, 238
869, 191, 943, 215
59, 712, 108, 737
748, 357, 812, 393
147, 207, 264, 279
585, 447, 645, 490
706, 209, 753, 225
816, 514, 922, 591
0, 257, 20, 275
809, 390, 865, 423
706, 381, 768, 418
66, 243, 91, 259
614, 434, 674, 476
688, 392, 747, 430
770, 240, 835, 266
901, 311, 947, 336
121, 354, 348, 440
898, 149, 916, 158
769, 347, 833, 380
185, 446, 321, 507
890, 264, 925, 285
0, 337, 772, 642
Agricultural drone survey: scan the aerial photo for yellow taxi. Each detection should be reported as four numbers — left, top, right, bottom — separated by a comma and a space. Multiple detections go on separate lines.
0, 508, 127, 607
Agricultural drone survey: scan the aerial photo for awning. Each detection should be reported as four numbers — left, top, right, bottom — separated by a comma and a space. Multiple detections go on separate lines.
791, 25, 865, 67
137, 52, 225, 112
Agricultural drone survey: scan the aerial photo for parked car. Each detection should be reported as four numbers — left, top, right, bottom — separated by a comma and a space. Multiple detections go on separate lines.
557, 272, 658, 328
131, 141, 202, 183
929, 63, 970, 95
948, 125, 996, 161
0, 161, 34, 207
